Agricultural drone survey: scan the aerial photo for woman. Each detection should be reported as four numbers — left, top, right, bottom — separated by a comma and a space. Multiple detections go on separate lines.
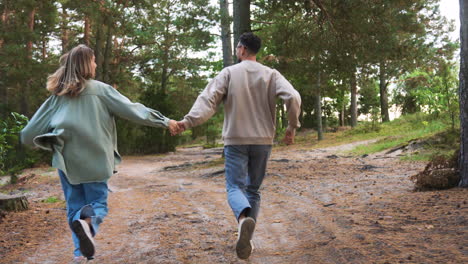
21, 44, 179, 262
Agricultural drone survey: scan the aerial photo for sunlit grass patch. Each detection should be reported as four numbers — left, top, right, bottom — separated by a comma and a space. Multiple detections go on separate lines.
41, 196, 62, 203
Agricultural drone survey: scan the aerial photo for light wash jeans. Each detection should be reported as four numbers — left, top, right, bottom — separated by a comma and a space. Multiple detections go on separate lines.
58, 170, 108, 257
224, 145, 272, 221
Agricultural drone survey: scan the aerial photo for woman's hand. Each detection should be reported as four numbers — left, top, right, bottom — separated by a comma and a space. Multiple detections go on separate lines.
168, 120, 180, 136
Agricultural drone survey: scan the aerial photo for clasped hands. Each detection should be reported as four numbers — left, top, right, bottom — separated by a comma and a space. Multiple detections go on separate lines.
167, 120, 186, 136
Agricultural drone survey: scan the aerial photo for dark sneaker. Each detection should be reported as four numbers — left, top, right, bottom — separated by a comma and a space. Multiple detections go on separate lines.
236, 217, 255, 259
72, 219, 95, 258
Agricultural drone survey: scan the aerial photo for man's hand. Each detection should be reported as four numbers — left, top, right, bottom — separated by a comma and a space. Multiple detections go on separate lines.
168, 120, 180, 136
176, 121, 186, 134
283, 127, 296, 145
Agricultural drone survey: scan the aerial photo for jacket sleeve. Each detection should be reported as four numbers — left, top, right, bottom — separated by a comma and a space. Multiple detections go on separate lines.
20, 96, 54, 148
182, 69, 229, 129
274, 70, 302, 129
100, 85, 169, 128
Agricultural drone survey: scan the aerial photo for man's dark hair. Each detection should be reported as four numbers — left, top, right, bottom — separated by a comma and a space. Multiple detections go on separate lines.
239, 32, 262, 54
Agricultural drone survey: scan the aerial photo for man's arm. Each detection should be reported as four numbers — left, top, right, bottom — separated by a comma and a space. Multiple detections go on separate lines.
274, 70, 301, 144
179, 69, 229, 131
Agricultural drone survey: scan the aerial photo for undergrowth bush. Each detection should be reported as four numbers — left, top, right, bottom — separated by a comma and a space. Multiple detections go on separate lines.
0, 113, 48, 182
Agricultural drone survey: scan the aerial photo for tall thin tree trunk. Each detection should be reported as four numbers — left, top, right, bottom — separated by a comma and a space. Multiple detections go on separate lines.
103, 24, 113, 83
26, 7, 36, 59
61, 7, 69, 53
459, 0, 468, 187
350, 70, 358, 127
281, 104, 287, 129
41, 36, 46, 60
220, 0, 233, 67
316, 69, 323, 141
341, 99, 345, 126
22, 6, 36, 115
0, 7, 9, 49
233, 0, 250, 61
379, 61, 390, 122
84, 16, 91, 46
0, 7, 9, 110
94, 17, 105, 81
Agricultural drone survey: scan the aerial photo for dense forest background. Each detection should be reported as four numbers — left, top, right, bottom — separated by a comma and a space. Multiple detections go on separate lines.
0, 0, 459, 175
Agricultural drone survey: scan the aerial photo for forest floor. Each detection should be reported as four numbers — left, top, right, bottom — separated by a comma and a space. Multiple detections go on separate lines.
0, 138, 467, 264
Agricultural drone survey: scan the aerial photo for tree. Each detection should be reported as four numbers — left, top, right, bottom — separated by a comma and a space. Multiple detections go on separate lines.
367, 0, 445, 122
459, 0, 468, 187
220, 0, 233, 67
233, 0, 250, 54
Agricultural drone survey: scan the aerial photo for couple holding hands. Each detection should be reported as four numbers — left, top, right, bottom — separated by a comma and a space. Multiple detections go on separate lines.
21, 32, 301, 262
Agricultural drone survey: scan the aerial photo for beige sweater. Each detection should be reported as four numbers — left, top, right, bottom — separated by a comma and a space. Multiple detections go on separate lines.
182, 60, 301, 145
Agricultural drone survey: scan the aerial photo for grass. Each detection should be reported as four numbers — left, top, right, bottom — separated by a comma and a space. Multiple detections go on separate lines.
196, 157, 225, 169
41, 196, 62, 203
293, 113, 458, 161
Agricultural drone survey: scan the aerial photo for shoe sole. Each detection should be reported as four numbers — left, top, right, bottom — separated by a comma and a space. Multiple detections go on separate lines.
236, 217, 255, 259
72, 219, 95, 258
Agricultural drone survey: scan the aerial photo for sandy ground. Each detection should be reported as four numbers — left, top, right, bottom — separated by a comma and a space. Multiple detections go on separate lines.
1, 141, 467, 264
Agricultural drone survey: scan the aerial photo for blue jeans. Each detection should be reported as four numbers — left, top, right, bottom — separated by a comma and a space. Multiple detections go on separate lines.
58, 170, 108, 257
224, 145, 272, 221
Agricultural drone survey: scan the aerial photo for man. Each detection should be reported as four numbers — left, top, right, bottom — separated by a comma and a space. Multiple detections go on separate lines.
176, 32, 301, 259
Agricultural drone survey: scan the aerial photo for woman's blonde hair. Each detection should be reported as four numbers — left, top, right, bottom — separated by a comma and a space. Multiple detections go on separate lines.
47, 44, 95, 96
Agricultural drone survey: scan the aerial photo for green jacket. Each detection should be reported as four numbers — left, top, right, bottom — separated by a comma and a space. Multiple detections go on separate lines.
21, 80, 169, 184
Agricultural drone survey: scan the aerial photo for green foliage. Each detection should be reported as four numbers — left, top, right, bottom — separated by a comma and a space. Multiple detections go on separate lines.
0, 112, 47, 178
358, 79, 380, 116
393, 59, 459, 130
204, 112, 223, 148
0, 112, 28, 175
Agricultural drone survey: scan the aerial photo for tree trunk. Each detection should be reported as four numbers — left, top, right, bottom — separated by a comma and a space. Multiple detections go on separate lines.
22, 6, 36, 115
0, 194, 29, 211
379, 61, 390, 122
340, 99, 345, 126
281, 103, 287, 128
161, 45, 169, 94
316, 70, 323, 141
233, 0, 250, 60
459, 0, 468, 187
0, 7, 9, 49
61, 7, 69, 53
102, 24, 113, 83
94, 17, 105, 81
0, 7, 9, 108
61, 7, 69, 54
26, 7, 36, 59
350, 70, 358, 127
220, 0, 233, 68
41, 35, 47, 60
84, 16, 91, 46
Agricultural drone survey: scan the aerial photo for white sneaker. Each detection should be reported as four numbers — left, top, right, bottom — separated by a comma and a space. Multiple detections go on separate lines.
236, 217, 255, 259
72, 256, 87, 264
71, 219, 95, 258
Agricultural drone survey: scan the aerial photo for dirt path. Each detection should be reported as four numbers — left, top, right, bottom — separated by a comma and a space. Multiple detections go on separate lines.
1, 141, 467, 263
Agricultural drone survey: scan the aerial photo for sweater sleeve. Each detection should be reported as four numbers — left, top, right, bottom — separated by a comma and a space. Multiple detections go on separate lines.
20, 96, 54, 148
100, 85, 169, 128
182, 69, 229, 129
274, 70, 302, 129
